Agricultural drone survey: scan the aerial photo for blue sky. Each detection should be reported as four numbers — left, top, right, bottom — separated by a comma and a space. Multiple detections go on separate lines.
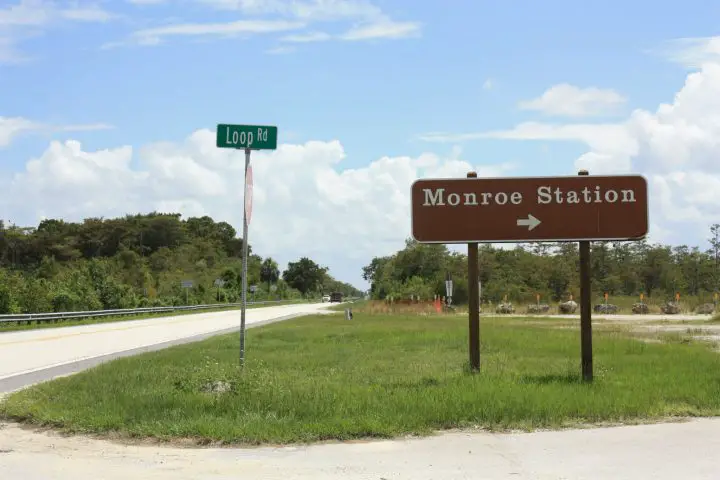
2, 0, 720, 287
1, 0, 714, 166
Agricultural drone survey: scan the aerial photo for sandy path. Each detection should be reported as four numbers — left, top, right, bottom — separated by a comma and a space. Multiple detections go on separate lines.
1, 418, 719, 479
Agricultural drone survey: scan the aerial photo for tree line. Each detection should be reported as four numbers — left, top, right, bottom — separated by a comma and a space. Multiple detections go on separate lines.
363, 224, 720, 305
0, 213, 362, 314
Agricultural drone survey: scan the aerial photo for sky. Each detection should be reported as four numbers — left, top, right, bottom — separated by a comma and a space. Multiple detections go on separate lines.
2, 0, 720, 290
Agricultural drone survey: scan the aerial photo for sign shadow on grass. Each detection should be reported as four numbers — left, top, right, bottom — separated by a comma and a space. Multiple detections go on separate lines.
517, 373, 586, 385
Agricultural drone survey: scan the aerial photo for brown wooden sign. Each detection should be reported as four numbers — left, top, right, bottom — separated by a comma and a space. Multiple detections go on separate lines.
411, 175, 648, 243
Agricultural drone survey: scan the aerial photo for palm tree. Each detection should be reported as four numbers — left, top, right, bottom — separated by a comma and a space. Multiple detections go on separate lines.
260, 257, 280, 295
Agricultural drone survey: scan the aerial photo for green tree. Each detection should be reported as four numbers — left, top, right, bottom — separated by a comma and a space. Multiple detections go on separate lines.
282, 257, 328, 296
0, 212, 360, 314
0, 284, 14, 314
260, 257, 280, 291
709, 224, 720, 290
547, 260, 572, 301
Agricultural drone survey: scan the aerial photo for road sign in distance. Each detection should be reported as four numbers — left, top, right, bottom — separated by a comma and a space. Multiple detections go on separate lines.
181, 280, 194, 288
411, 175, 648, 243
445, 279, 453, 298
216, 124, 277, 150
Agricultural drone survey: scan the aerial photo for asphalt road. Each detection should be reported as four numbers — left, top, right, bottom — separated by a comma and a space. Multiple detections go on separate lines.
0, 302, 333, 394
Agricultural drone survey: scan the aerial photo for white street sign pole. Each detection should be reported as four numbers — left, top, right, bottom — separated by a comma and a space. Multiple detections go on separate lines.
240, 147, 251, 367
479, 278, 482, 311
445, 276, 453, 306
217, 124, 274, 369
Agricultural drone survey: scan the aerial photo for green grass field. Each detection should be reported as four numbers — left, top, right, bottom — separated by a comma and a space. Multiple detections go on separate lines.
2, 311, 720, 445
0, 299, 307, 333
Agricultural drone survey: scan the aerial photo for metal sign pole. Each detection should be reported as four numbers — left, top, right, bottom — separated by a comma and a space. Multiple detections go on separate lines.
467, 171, 480, 372
240, 147, 251, 367
578, 169, 593, 382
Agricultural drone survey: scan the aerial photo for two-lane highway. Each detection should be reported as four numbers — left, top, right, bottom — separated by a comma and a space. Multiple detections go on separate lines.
0, 302, 333, 393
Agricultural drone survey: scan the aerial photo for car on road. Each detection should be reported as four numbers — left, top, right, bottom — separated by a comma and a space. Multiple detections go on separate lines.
322, 294, 331, 302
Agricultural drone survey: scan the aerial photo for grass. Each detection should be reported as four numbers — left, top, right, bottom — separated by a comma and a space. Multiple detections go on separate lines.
0, 299, 307, 333
2, 310, 720, 446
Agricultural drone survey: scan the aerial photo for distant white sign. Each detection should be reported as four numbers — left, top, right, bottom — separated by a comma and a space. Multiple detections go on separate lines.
445, 279, 453, 298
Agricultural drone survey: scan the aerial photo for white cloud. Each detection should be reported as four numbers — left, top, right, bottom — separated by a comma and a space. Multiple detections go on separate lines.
0, 131, 513, 287
0, 1, 115, 26
290, 0, 382, 22
196, 0, 382, 21
276, 18, 420, 44
114, 0, 421, 48
0, 0, 115, 63
419, 52, 720, 249
0, 116, 113, 148
482, 79, 494, 90
0, 1, 50, 26
518, 83, 627, 117
656, 36, 720, 68
340, 19, 420, 41
280, 31, 332, 43
126, 19, 305, 45
56, 123, 115, 132
0, 116, 35, 147
418, 122, 638, 171
59, 5, 116, 22
9, 49, 720, 282
265, 45, 296, 54
0, 36, 24, 63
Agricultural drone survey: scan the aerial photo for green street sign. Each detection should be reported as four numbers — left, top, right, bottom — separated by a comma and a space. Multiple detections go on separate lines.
216, 124, 277, 150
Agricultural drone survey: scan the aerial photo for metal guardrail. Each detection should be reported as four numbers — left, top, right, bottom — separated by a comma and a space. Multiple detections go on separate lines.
0, 300, 288, 325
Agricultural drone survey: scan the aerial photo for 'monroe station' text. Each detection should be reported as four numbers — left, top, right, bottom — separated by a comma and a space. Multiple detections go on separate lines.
422, 186, 638, 207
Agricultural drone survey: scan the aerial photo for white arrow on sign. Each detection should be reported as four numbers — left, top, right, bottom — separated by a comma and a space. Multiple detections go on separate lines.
517, 214, 541, 231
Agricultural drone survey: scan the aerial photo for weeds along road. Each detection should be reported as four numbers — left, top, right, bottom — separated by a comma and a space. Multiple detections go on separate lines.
0, 302, 334, 394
